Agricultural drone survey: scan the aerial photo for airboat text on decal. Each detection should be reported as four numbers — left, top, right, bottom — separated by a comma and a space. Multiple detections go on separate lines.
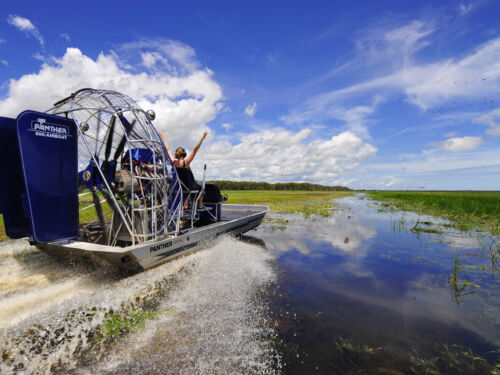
29, 118, 72, 140
149, 241, 172, 253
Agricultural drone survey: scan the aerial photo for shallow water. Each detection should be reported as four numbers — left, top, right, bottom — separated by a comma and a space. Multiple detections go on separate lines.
0, 194, 498, 374
254, 194, 500, 374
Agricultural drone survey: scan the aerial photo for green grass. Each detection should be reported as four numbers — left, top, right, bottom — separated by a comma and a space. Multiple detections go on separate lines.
223, 190, 354, 216
0, 215, 6, 241
0, 190, 353, 241
368, 191, 500, 235
97, 307, 163, 338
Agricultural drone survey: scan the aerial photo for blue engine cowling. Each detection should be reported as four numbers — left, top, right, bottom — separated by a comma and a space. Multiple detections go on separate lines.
0, 111, 78, 243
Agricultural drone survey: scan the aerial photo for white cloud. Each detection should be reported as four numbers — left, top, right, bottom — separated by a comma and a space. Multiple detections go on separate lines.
0, 60, 8, 66
140, 51, 165, 68
0, 41, 377, 185
0, 45, 222, 148
459, 3, 473, 15
444, 131, 458, 138
383, 20, 433, 57
473, 107, 500, 135
221, 123, 232, 131
244, 102, 257, 117
381, 175, 400, 187
0, 38, 5, 44
119, 39, 199, 74
283, 26, 500, 135
60, 33, 70, 42
7, 15, 44, 46
200, 130, 377, 184
439, 136, 483, 151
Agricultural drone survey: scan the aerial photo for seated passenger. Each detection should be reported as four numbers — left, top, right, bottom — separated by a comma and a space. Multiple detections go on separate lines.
173, 131, 207, 168
159, 131, 208, 207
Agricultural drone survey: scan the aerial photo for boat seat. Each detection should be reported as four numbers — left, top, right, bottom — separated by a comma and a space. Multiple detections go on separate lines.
175, 167, 204, 219
176, 167, 202, 193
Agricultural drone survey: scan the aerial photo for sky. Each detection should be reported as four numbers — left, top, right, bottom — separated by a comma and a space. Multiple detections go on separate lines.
0, 0, 499, 190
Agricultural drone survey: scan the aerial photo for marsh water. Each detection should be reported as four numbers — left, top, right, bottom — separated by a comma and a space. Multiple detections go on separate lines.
0, 194, 498, 374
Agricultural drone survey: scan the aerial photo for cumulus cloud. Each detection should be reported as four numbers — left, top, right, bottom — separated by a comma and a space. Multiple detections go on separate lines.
244, 102, 257, 117
221, 123, 232, 131
0, 44, 222, 148
7, 15, 44, 46
201, 129, 377, 184
439, 136, 483, 151
0, 42, 377, 185
140, 51, 165, 68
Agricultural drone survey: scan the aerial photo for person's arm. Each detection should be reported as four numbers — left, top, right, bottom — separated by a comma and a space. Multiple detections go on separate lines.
159, 131, 175, 161
185, 131, 207, 167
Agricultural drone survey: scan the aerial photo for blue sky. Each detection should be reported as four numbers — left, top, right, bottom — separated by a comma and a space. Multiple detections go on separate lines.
1, 0, 500, 189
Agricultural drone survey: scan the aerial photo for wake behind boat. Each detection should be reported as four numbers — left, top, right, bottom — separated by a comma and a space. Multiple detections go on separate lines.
0, 89, 267, 271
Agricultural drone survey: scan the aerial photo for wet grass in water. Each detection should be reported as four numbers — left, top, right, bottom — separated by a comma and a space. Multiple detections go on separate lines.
368, 191, 500, 235
97, 306, 165, 338
223, 190, 353, 216
411, 219, 443, 235
409, 343, 499, 375
449, 253, 481, 304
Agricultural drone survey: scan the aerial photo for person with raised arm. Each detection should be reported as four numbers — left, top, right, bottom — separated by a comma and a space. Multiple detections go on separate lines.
159, 131, 208, 207
172, 131, 207, 168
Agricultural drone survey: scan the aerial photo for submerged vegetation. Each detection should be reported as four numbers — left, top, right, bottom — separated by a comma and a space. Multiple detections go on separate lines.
368, 191, 500, 235
223, 190, 354, 216
97, 306, 164, 338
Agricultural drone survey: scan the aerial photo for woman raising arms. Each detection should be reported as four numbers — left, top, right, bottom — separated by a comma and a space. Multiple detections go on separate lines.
158, 131, 208, 168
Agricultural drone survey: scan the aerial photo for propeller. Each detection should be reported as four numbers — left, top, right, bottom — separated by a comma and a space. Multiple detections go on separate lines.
114, 116, 136, 161
101, 115, 117, 187
92, 189, 108, 244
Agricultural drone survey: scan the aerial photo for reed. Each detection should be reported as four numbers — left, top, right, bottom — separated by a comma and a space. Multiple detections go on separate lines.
368, 191, 500, 234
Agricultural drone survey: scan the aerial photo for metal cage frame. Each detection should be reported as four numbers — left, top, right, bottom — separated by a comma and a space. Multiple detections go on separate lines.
47, 89, 182, 245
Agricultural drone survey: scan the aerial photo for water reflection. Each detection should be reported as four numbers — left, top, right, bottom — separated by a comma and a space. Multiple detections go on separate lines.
260, 196, 377, 255
250, 194, 500, 373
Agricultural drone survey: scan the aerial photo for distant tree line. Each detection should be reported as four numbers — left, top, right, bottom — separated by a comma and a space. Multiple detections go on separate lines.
208, 180, 350, 191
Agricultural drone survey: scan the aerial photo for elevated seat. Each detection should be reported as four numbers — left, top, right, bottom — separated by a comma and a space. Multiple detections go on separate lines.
176, 167, 202, 192
175, 167, 204, 226
175, 167, 225, 223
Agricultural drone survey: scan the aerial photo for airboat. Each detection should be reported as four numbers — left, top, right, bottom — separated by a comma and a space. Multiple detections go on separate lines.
0, 89, 267, 270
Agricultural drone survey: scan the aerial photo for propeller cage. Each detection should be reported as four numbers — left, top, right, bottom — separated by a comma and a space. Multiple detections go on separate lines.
47, 89, 182, 245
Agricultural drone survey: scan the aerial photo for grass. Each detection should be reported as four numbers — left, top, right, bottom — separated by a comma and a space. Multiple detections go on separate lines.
409, 343, 498, 375
0, 190, 352, 241
368, 191, 500, 235
0, 215, 7, 241
223, 190, 353, 216
97, 307, 163, 338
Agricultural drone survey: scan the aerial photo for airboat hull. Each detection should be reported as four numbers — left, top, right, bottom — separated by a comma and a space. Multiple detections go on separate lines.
37, 204, 268, 271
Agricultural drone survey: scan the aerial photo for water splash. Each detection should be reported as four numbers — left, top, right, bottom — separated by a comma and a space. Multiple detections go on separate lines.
0, 236, 279, 374
93, 237, 280, 374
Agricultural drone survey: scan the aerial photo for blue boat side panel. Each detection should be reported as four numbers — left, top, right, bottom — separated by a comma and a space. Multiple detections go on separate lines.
16, 111, 79, 243
0, 117, 31, 238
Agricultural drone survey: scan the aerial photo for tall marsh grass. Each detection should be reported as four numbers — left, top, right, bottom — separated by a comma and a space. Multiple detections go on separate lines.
368, 191, 500, 234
